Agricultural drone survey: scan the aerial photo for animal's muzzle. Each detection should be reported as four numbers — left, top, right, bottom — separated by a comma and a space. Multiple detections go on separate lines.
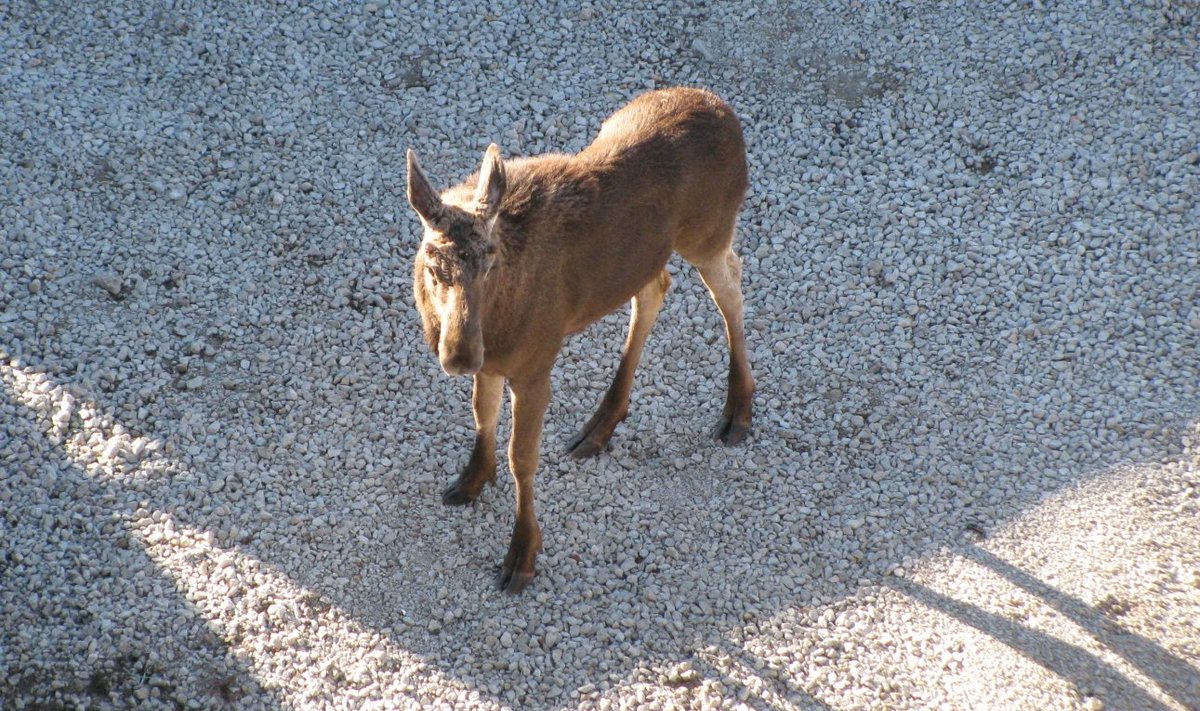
439, 351, 482, 377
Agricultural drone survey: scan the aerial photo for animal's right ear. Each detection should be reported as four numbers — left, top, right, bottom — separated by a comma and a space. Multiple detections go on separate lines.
407, 149, 443, 224
473, 143, 507, 223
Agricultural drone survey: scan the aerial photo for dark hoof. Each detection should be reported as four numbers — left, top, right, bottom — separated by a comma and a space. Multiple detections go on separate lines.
565, 409, 626, 459
565, 433, 605, 459
495, 568, 534, 595
714, 418, 750, 446
441, 482, 478, 506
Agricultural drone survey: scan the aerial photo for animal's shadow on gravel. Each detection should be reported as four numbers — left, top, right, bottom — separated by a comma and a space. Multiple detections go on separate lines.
890, 555, 1200, 710
0, 384, 280, 710
296, 287, 1197, 708
5, 286, 1197, 709
687, 640, 837, 711
890, 545, 1200, 710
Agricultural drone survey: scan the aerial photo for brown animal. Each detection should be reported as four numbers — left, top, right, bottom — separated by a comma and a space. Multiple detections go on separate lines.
405, 87, 753, 593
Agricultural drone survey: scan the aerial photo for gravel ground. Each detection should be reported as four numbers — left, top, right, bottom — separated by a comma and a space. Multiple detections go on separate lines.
2, 0, 1199, 709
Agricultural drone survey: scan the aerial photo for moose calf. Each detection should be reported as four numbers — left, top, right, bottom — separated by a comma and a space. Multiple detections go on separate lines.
405, 87, 754, 593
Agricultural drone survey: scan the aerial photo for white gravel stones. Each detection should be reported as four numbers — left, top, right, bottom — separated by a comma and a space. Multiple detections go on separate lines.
2, 0, 1199, 709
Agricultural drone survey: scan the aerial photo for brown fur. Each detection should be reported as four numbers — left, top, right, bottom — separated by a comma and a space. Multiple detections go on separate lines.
406, 87, 754, 594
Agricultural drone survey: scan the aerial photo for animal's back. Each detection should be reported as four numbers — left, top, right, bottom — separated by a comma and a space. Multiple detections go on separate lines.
538, 88, 746, 327
463, 88, 749, 338
579, 88, 747, 258
583, 87, 744, 168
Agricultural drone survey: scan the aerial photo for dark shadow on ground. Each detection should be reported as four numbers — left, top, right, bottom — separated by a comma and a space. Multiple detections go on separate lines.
690, 639, 837, 710
0, 382, 281, 710
889, 573, 1189, 711
961, 545, 1200, 709
5, 312, 1195, 708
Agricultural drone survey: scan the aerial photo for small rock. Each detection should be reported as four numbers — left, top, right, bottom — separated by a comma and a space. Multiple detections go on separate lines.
93, 271, 123, 297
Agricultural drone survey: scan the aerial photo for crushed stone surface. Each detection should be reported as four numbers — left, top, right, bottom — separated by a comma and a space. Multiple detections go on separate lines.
2, 0, 1198, 708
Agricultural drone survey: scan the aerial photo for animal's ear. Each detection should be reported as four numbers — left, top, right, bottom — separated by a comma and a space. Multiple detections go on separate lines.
407, 149, 443, 224
473, 143, 507, 222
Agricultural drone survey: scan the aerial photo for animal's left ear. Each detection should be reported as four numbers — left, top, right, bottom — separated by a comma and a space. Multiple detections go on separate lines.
473, 143, 507, 223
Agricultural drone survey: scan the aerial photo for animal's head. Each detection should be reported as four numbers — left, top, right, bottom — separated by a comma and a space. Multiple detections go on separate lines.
407, 144, 507, 377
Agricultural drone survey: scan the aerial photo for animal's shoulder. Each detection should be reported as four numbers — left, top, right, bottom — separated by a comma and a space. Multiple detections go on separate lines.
504, 156, 599, 213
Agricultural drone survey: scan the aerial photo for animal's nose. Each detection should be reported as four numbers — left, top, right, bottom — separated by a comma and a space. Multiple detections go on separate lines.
440, 353, 481, 377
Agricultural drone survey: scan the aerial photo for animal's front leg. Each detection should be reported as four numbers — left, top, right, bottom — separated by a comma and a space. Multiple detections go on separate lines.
496, 371, 550, 594
443, 372, 504, 505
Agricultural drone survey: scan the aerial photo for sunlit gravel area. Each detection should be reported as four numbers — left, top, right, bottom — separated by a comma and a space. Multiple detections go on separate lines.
2, 1, 1198, 709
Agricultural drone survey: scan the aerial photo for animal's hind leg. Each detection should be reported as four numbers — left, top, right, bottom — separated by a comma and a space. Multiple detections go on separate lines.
694, 246, 754, 445
566, 269, 671, 459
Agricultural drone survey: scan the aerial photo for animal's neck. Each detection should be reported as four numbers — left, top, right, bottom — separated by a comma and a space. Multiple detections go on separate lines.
489, 155, 599, 258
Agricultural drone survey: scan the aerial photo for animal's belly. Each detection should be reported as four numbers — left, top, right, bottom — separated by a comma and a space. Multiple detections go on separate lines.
563, 266, 663, 334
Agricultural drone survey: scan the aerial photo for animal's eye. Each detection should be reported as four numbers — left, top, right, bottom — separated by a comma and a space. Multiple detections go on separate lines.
425, 264, 439, 282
